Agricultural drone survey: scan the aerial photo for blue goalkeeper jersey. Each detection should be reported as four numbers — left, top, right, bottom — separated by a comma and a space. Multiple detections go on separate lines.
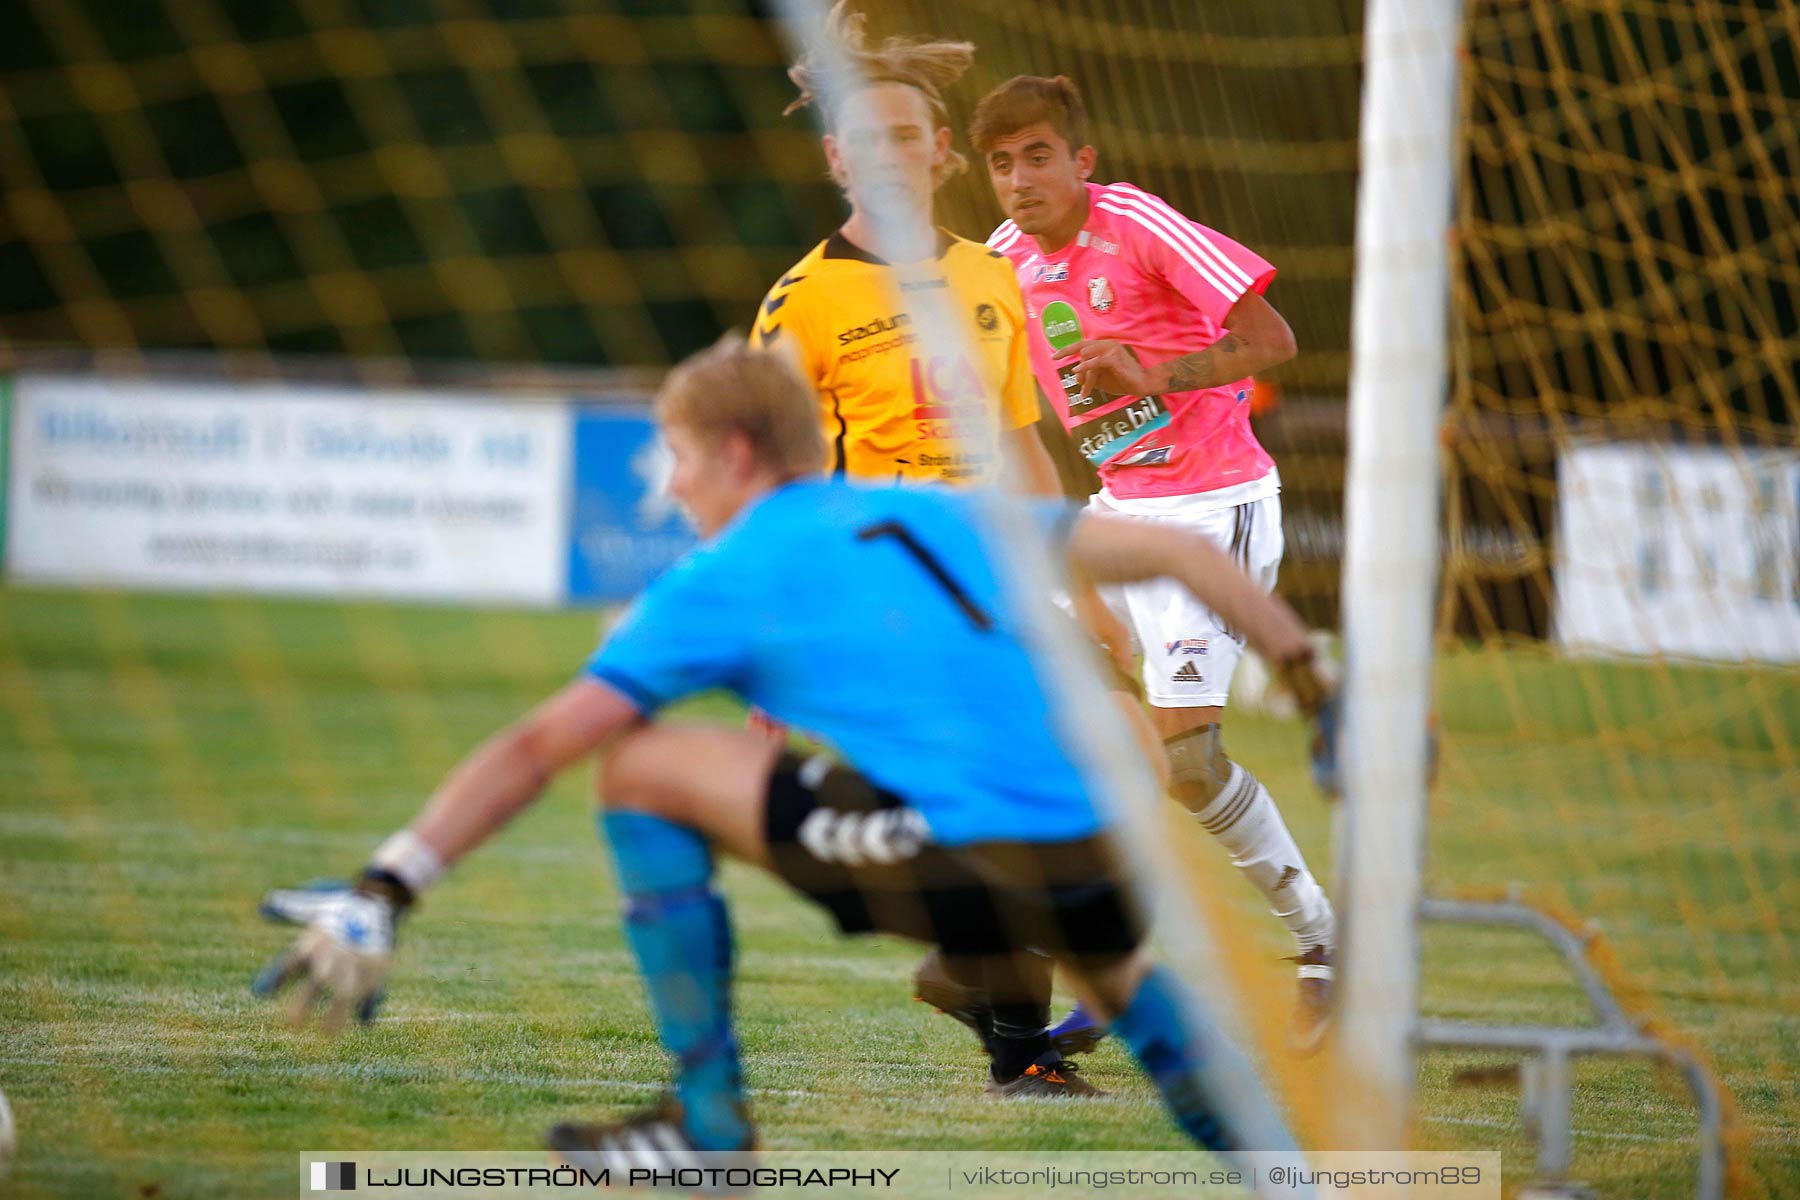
584, 478, 1099, 847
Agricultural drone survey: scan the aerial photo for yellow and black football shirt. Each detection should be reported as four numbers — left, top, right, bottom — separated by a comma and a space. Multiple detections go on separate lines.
750, 228, 1039, 487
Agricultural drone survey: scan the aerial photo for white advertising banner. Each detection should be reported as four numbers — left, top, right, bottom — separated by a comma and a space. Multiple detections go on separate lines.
1554, 441, 1800, 663
7, 375, 571, 606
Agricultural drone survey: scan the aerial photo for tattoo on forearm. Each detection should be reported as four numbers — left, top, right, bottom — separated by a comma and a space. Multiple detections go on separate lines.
1162, 333, 1244, 393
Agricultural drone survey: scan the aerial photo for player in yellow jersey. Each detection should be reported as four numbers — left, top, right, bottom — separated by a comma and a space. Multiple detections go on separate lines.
749, 5, 1062, 497
751, 231, 1049, 488
748, 4, 1120, 1099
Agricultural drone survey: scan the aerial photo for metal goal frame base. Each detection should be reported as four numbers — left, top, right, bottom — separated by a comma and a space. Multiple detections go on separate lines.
1415, 895, 1726, 1200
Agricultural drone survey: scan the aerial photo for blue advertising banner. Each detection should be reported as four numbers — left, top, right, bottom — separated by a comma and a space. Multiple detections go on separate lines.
565, 404, 695, 604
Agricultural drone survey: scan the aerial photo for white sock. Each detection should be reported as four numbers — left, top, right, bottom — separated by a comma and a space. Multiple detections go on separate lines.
1194, 763, 1335, 954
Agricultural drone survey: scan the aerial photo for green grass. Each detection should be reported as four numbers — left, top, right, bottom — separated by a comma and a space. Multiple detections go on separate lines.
1, 587, 1795, 1198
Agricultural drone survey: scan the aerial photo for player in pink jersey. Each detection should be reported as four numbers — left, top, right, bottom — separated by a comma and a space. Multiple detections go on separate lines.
970, 75, 1337, 1051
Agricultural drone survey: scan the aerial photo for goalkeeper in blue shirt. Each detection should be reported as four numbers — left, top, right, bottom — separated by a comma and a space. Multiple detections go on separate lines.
253, 338, 1328, 1179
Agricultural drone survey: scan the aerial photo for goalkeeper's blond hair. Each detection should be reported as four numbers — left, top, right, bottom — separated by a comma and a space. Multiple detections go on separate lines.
784, 0, 973, 189
655, 337, 827, 480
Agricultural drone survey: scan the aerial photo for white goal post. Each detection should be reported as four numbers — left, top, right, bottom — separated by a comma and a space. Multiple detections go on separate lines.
1332, 0, 1461, 1151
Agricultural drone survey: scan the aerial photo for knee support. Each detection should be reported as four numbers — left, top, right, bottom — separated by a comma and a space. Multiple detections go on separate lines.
1163, 724, 1232, 812
1162, 732, 1337, 952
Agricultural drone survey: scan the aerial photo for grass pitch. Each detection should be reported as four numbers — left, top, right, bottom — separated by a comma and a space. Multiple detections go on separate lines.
0, 586, 1794, 1198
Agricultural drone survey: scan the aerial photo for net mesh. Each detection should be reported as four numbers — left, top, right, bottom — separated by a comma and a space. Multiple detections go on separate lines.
0, 0, 846, 367
1, 0, 1796, 1194
1441, 3, 1797, 1194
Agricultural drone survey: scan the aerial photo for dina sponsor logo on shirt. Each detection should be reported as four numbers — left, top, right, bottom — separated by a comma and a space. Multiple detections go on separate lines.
1165, 638, 1209, 657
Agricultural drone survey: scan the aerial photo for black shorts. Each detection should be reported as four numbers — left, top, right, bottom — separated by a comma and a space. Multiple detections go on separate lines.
763, 751, 1145, 967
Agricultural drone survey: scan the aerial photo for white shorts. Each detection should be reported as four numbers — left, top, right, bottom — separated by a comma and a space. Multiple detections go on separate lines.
1090, 490, 1285, 708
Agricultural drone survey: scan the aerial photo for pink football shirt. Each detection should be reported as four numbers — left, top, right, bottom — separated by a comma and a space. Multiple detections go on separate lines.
989, 181, 1277, 501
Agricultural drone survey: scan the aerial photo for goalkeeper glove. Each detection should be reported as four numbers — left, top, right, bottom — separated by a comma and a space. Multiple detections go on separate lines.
1270, 650, 1344, 798
252, 870, 411, 1032
1309, 686, 1343, 798
1303, 690, 1441, 800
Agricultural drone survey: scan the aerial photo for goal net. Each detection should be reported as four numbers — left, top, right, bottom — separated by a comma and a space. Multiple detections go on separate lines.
1439, 2, 1797, 1192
